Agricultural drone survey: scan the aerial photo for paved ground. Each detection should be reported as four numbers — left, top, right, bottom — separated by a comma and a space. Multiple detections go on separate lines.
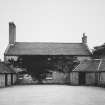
0, 85, 105, 105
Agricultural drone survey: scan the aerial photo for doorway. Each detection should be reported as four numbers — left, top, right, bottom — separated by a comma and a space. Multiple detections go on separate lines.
11, 74, 13, 85
5, 74, 7, 86
79, 72, 86, 85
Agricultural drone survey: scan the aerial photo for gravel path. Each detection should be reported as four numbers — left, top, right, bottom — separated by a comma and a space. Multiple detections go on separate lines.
0, 85, 105, 105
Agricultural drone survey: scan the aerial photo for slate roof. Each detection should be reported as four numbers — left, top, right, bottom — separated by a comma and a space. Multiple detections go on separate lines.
0, 62, 16, 73
73, 59, 101, 72
4, 42, 91, 56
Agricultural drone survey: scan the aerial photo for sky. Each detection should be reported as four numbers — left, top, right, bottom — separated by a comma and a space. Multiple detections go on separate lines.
0, 0, 105, 60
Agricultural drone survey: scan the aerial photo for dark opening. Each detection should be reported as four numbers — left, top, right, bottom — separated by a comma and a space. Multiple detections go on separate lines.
5, 74, 7, 86
79, 72, 86, 85
11, 74, 13, 85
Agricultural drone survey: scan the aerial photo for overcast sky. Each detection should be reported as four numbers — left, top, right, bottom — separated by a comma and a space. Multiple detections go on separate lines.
0, 0, 105, 60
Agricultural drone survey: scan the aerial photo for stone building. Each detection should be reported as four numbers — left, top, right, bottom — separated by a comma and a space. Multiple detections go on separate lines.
93, 43, 105, 59
4, 22, 91, 61
70, 59, 105, 86
4, 22, 92, 84
0, 62, 17, 88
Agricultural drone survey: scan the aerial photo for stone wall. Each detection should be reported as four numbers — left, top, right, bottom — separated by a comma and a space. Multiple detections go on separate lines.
43, 71, 69, 84
85, 73, 96, 85
0, 74, 5, 88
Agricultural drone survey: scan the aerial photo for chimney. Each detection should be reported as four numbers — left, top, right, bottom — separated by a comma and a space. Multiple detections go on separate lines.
9, 22, 16, 45
82, 33, 87, 44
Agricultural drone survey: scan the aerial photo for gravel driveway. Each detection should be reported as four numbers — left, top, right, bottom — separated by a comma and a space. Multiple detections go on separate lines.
0, 85, 105, 105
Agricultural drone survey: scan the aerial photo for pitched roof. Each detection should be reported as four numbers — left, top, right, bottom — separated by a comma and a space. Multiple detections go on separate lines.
0, 62, 16, 73
73, 59, 101, 72
4, 42, 91, 56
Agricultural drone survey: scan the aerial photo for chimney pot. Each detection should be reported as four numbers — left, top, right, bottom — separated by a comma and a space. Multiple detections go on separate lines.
82, 33, 87, 44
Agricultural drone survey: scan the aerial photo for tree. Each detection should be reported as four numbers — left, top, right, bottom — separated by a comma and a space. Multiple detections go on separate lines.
47, 55, 79, 73
17, 55, 50, 83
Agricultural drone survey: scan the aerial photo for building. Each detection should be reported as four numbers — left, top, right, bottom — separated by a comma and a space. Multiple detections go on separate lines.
70, 60, 100, 85
70, 59, 105, 86
0, 62, 17, 88
4, 22, 91, 61
4, 22, 92, 84
93, 43, 105, 59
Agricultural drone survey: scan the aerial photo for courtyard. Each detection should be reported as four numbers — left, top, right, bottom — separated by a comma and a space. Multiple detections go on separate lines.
0, 85, 105, 105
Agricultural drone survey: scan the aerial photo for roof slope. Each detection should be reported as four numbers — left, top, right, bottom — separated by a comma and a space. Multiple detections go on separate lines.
73, 60, 101, 72
0, 62, 15, 73
4, 42, 91, 56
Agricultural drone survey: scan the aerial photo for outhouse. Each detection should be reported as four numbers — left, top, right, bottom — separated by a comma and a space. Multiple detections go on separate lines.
0, 62, 17, 87
70, 59, 101, 86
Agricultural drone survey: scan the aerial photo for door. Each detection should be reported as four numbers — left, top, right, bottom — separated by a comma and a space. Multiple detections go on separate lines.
79, 72, 86, 85
11, 74, 13, 85
5, 74, 7, 86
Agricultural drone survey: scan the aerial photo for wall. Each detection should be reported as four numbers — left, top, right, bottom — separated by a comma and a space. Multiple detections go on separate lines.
0, 74, 5, 88
52, 71, 66, 83
13, 74, 17, 84
70, 72, 79, 85
7, 74, 11, 86
43, 71, 68, 84
85, 73, 96, 85
77, 56, 91, 61
4, 56, 18, 63
98, 72, 105, 85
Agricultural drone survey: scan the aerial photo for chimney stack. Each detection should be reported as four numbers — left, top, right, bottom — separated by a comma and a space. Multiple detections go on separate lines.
82, 33, 87, 44
9, 22, 16, 45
